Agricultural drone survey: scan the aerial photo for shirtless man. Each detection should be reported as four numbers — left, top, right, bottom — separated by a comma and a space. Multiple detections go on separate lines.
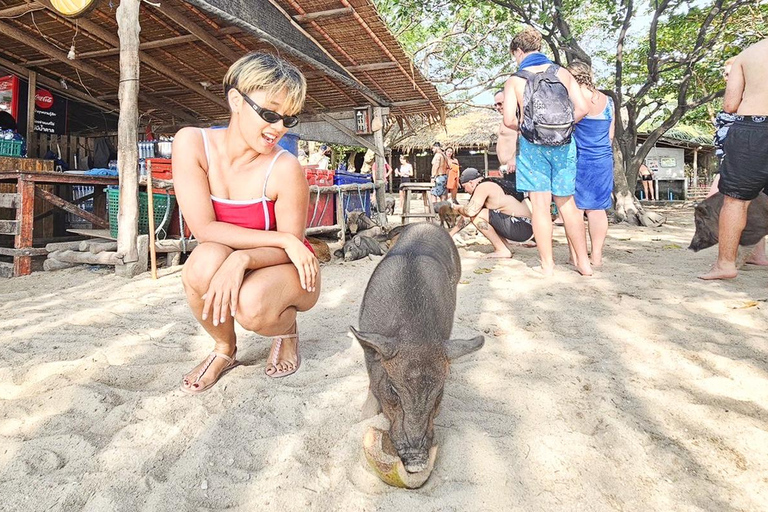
430, 141, 449, 204
700, 38, 768, 281
502, 27, 591, 276
494, 89, 518, 177
450, 168, 533, 258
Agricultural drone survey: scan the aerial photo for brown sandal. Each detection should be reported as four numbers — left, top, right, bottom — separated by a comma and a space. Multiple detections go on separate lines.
180, 350, 239, 394
265, 326, 301, 378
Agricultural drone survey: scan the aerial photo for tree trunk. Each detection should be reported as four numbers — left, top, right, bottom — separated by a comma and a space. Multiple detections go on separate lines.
612, 138, 641, 225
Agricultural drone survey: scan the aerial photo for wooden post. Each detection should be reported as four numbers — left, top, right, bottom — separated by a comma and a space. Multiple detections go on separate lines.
483, 150, 489, 175
692, 147, 699, 189
115, 0, 142, 277
26, 71, 36, 156
372, 107, 388, 224
13, 177, 34, 276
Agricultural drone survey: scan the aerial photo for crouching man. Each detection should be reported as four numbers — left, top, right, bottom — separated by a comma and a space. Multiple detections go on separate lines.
450, 168, 533, 258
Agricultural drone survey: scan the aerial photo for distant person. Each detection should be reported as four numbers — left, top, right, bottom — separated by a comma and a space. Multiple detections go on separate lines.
638, 163, 655, 201
309, 144, 331, 170
502, 26, 591, 276
430, 141, 449, 204
396, 154, 413, 211
568, 61, 615, 267
494, 89, 519, 183
445, 147, 461, 204
699, 38, 768, 280
450, 168, 533, 258
0, 110, 18, 131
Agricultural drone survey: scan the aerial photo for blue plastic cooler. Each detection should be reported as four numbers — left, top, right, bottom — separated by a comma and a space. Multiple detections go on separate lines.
334, 171, 372, 219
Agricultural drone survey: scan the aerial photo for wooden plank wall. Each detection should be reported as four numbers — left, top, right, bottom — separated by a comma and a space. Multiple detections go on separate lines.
27, 133, 118, 170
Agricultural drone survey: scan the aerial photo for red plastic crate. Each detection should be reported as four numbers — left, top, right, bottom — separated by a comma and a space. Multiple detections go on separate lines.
147, 158, 173, 180
305, 167, 335, 228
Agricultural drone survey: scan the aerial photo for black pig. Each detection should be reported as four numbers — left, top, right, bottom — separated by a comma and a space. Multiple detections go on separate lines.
689, 192, 768, 252
350, 223, 484, 474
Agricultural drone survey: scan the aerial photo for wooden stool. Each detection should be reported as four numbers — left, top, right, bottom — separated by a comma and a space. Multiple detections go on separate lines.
400, 182, 436, 224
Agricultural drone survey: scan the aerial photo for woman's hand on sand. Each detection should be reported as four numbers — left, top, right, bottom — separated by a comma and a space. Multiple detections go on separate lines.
201, 252, 248, 326
284, 236, 318, 293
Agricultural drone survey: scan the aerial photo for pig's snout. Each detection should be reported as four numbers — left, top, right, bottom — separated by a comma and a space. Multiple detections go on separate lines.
400, 449, 430, 473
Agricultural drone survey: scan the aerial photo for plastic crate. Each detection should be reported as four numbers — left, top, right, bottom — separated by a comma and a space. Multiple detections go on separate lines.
334, 171, 372, 219
0, 139, 23, 157
306, 167, 335, 227
146, 158, 173, 180
106, 187, 176, 239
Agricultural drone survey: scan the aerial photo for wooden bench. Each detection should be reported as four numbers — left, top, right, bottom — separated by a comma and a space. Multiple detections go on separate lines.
400, 182, 436, 224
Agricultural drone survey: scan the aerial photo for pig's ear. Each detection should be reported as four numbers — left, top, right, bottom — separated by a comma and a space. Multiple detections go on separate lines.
444, 335, 485, 361
349, 326, 398, 360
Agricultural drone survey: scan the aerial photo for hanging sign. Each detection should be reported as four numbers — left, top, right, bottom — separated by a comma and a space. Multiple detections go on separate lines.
49, 0, 101, 18
33, 88, 68, 134
354, 106, 372, 135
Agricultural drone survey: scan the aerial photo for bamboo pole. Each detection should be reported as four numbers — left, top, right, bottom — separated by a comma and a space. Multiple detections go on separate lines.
115, 0, 142, 278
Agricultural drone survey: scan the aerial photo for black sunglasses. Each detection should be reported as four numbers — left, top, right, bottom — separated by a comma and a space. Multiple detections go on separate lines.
237, 89, 300, 128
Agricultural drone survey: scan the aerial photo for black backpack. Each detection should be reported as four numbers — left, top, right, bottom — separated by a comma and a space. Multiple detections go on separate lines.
514, 64, 574, 146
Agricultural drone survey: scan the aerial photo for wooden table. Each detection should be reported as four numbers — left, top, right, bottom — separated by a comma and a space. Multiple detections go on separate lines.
0, 171, 119, 277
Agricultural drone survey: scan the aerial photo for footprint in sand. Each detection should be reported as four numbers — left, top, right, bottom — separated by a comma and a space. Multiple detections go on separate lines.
16, 447, 66, 476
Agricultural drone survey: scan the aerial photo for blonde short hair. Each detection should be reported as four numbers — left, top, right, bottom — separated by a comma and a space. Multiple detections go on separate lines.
223, 52, 307, 115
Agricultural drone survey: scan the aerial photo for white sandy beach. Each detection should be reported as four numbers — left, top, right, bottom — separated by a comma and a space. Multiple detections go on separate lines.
1, 204, 767, 511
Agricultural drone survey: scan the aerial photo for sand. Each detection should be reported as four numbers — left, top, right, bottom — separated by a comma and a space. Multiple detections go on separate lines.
1, 203, 767, 511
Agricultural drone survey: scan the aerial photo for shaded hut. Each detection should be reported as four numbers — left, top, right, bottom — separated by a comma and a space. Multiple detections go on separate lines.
0, 0, 444, 277
389, 109, 501, 182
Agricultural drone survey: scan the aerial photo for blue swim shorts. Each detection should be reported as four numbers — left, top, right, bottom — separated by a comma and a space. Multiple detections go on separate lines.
516, 137, 577, 197
431, 174, 448, 197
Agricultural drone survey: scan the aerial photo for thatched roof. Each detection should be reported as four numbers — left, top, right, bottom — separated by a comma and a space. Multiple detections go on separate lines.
0, 0, 444, 132
390, 109, 500, 151
639, 125, 714, 150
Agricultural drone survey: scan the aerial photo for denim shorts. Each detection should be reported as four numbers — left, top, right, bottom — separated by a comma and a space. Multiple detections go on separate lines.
516, 137, 577, 196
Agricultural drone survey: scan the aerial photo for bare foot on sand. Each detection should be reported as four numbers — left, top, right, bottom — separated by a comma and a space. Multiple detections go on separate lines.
533, 264, 555, 277
698, 265, 738, 280
590, 257, 603, 268
745, 256, 768, 266
485, 249, 513, 259
576, 263, 594, 277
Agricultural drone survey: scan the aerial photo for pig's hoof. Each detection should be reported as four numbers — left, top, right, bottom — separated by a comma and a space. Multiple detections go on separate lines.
362, 427, 437, 489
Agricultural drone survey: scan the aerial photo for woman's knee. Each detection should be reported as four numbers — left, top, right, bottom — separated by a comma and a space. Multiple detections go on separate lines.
182, 242, 233, 292
235, 295, 276, 332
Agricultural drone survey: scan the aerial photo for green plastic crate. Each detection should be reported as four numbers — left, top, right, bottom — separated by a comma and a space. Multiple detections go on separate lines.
0, 139, 23, 157
107, 187, 176, 239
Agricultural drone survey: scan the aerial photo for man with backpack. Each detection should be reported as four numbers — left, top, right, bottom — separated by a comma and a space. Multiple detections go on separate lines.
502, 27, 592, 276
449, 168, 533, 258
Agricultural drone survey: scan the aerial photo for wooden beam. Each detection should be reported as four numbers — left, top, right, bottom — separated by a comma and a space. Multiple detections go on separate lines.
65, 15, 228, 111
0, 220, 19, 235
0, 193, 20, 209
391, 99, 432, 107
0, 55, 151, 123
0, 20, 198, 123
293, 7, 354, 23
0, 4, 45, 17
347, 62, 398, 73
25, 71, 36, 154
116, 0, 142, 275
319, 113, 379, 154
34, 187, 110, 228
148, 2, 240, 62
